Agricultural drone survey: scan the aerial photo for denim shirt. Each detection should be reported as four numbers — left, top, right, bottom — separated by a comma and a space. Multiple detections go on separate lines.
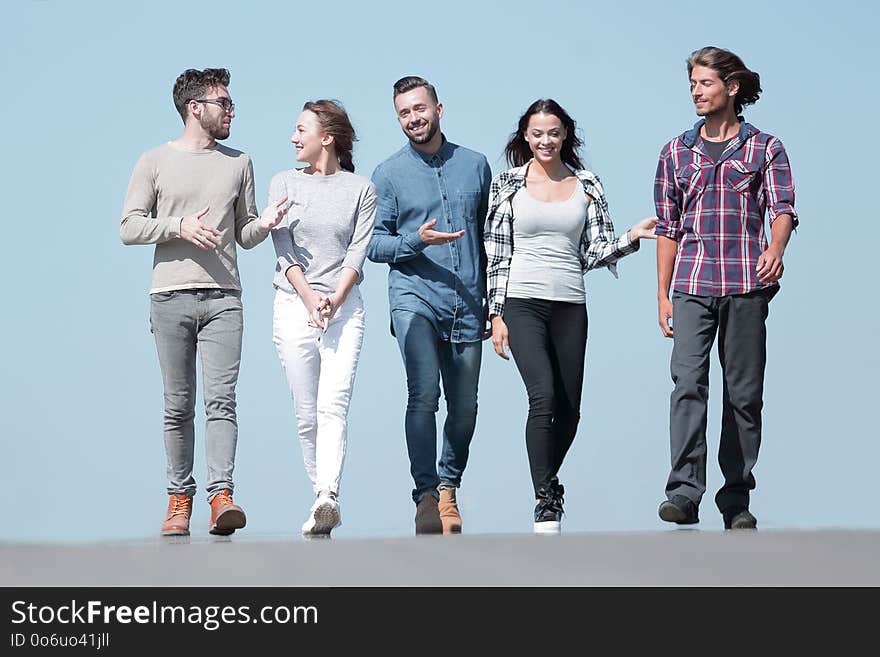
368, 138, 492, 343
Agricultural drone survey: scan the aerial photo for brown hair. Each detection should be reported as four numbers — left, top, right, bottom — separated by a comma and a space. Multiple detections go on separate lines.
172, 68, 230, 123
392, 76, 439, 104
504, 99, 585, 170
687, 47, 761, 115
302, 99, 357, 173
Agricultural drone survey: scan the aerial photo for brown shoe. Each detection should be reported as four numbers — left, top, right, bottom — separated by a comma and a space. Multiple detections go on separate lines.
160, 493, 193, 536
414, 494, 443, 535
438, 487, 462, 535
209, 489, 246, 536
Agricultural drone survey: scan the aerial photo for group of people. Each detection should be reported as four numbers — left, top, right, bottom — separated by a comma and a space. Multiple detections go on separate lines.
120, 45, 797, 539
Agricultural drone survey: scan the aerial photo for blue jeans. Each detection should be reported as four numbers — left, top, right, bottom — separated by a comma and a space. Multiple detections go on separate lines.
391, 310, 482, 504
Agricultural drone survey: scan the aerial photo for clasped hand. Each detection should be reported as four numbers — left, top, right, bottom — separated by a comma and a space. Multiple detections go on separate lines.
305, 291, 339, 332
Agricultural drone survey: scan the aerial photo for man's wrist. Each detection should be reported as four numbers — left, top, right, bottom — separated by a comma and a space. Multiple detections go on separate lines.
406, 231, 429, 252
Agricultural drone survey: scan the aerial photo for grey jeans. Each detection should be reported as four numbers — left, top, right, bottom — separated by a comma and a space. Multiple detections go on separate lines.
666, 289, 770, 513
149, 288, 243, 501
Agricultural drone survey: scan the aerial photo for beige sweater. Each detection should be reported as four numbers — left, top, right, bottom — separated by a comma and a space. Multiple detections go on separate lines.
120, 142, 268, 293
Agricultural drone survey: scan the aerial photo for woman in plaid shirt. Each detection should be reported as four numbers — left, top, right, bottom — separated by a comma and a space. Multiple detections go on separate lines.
484, 99, 657, 534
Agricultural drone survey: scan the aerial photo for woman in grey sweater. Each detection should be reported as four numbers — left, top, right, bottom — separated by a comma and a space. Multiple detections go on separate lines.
269, 100, 376, 536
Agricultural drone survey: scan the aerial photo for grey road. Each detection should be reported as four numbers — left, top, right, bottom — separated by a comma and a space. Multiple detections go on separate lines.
2, 530, 878, 586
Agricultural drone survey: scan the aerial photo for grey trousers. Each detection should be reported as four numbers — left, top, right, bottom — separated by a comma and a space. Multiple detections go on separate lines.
666, 289, 770, 513
149, 288, 243, 501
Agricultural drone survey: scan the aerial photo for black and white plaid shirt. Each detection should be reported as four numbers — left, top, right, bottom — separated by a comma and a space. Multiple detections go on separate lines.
484, 162, 638, 317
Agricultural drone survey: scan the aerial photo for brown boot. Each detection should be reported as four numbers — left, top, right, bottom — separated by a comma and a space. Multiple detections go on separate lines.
209, 489, 246, 536
160, 493, 193, 536
414, 495, 443, 535
438, 487, 462, 535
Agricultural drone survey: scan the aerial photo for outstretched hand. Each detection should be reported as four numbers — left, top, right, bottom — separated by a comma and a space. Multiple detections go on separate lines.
258, 195, 290, 232
630, 216, 659, 240
418, 218, 465, 245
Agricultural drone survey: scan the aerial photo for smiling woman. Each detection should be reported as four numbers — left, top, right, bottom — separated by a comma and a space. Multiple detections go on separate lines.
268, 99, 377, 538
484, 98, 658, 534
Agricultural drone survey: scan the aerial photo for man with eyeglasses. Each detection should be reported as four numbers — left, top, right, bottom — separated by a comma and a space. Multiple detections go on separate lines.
120, 68, 288, 537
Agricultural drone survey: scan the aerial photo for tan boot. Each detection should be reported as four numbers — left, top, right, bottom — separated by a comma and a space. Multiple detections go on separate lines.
209, 489, 246, 536
438, 487, 462, 535
160, 493, 193, 536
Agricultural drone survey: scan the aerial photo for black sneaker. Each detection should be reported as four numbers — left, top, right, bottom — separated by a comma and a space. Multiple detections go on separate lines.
534, 484, 564, 534
658, 495, 700, 525
723, 507, 757, 530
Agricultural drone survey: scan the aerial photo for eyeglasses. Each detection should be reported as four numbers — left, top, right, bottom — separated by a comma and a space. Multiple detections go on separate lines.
194, 97, 235, 113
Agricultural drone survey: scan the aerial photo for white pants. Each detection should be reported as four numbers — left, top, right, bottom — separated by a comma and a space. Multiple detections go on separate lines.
273, 287, 366, 496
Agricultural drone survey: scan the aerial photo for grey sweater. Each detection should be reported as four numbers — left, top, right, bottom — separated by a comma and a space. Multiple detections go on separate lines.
269, 169, 376, 295
120, 142, 268, 293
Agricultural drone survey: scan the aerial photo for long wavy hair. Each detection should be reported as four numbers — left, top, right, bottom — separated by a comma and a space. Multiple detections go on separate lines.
687, 46, 762, 115
302, 99, 357, 172
504, 99, 584, 170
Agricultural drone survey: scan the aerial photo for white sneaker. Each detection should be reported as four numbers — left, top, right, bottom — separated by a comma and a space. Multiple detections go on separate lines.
302, 494, 341, 536
533, 519, 561, 534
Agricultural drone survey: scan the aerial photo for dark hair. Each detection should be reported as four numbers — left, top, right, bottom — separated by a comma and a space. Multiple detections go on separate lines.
687, 46, 761, 115
302, 99, 357, 173
172, 68, 230, 123
504, 99, 584, 170
392, 76, 439, 104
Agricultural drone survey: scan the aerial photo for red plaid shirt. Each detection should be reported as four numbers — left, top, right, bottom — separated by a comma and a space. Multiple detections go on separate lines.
654, 121, 797, 297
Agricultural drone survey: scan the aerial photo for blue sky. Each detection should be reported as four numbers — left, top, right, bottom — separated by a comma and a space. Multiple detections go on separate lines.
2, 0, 877, 541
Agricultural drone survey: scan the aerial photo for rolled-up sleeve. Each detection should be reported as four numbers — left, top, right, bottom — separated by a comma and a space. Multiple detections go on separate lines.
764, 137, 798, 228
654, 149, 681, 240
581, 177, 639, 275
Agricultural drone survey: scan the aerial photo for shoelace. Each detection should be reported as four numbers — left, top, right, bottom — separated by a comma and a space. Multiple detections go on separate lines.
168, 496, 191, 518
537, 492, 564, 516
213, 491, 234, 508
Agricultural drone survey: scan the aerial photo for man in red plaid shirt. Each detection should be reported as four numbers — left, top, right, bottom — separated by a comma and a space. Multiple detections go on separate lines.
654, 46, 797, 530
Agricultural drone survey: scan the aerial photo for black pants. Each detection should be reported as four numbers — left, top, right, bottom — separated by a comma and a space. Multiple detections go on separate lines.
666, 290, 770, 513
504, 298, 588, 497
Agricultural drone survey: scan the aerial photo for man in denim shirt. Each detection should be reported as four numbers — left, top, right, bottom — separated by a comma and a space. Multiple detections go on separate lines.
368, 76, 492, 535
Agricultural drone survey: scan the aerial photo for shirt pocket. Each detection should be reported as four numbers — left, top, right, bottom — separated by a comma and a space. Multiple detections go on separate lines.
725, 159, 762, 194
456, 190, 482, 226
675, 162, 701, 196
